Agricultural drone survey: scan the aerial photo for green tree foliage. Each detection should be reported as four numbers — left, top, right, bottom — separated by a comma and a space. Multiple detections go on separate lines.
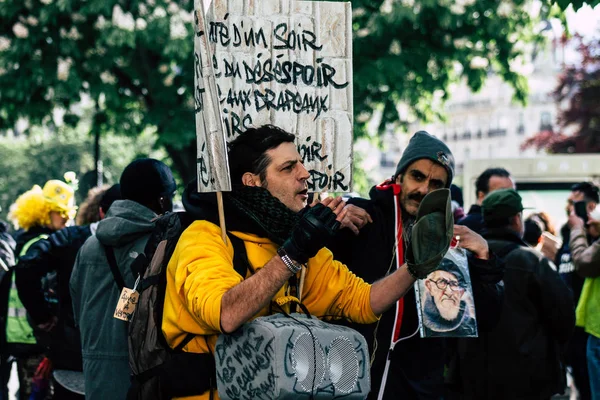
522, 34, 600, 153
350, 0, 542, 137
0, 0, 551, 181
552, 0, 600, 11
0, 130, 159, 212
0, 0, 196, 180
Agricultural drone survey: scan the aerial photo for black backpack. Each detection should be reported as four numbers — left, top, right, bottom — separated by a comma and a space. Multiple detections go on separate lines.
109, 212, 249, 400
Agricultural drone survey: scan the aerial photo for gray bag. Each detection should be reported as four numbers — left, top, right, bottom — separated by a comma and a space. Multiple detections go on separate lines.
215, 313, 371, 399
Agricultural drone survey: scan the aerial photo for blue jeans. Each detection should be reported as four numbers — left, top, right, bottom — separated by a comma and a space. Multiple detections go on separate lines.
588, 334, 600, 400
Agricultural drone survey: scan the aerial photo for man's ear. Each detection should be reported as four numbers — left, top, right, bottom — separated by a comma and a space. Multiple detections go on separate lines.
99, 208, 106, 220
511, 214, 522, 229
476, 191, 485, 203
242, 172, 260, 187
424, 280, 432, 292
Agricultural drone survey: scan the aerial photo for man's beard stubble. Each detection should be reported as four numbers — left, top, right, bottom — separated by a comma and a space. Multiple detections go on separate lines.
402, 214, 416, 248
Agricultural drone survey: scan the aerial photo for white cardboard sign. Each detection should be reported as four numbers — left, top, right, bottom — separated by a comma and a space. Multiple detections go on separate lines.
194, 0, 353, 193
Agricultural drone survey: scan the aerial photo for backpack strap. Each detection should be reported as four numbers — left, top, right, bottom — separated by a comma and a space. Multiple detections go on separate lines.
103, 245, 125, 291
227, 232, 252, 276
174, 333, 196, 352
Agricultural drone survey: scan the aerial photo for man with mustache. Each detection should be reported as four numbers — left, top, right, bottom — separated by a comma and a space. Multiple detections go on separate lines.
161, 125, 451, 400
422, 259, 477, 337
328, 130, 504, 399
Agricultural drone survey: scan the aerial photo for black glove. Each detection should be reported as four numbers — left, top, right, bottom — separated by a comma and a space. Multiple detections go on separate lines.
282, 203, 340, 264
405, 211, 451, 279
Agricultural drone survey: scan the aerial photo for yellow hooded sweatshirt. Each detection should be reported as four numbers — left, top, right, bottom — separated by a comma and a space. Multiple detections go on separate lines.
162, 220, 378, 400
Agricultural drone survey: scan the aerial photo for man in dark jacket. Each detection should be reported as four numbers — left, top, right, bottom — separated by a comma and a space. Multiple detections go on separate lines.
70, 160, 176, 400
458, 168, 514, 233
328, 131, 504, 399
458, 189, 575, 399
0, 218, 16, 400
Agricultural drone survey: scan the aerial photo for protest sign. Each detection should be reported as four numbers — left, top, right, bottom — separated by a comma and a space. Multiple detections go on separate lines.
194, 0, 353, 193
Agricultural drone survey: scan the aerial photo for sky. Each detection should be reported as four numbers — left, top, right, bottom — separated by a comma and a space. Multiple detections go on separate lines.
566, 3, 600, 37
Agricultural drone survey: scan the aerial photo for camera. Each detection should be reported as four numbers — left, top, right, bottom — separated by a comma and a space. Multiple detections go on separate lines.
574, 201, 589, 225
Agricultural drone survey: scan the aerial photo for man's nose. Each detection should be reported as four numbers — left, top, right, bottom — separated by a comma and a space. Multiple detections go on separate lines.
416, 181, 429, 196
298, 162, 310, 181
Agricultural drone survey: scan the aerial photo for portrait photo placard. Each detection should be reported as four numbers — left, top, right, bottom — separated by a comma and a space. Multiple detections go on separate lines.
414, 247, 478, 338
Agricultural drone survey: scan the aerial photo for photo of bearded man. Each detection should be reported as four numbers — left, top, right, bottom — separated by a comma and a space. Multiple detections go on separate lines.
421, 257, 477, 337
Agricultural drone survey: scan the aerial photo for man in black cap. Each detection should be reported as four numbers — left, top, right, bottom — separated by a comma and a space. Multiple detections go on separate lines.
328, 130, 504, 399
457, 189, 575, 399
70, 159, 176, 400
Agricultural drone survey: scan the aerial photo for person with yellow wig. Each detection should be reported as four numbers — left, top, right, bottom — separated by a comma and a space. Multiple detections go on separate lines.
3, 178, 76, 400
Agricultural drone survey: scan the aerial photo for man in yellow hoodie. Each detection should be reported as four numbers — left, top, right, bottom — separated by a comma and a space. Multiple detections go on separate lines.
162, 125, 455, 399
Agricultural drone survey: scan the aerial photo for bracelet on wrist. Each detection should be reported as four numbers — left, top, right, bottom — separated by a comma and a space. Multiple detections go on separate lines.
277, 247, 302, 274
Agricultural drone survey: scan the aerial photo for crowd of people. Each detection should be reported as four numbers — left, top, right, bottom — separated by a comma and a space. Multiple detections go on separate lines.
0, 126, 598, 400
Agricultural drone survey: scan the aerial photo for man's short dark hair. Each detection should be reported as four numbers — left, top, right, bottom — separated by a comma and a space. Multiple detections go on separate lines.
523, 217, 543, 247
228, 125, 296, 185
571, 182, 600, 204
475, 168, 511, 197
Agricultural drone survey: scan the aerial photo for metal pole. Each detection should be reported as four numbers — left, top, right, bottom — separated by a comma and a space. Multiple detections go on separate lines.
94, 126, 102, 187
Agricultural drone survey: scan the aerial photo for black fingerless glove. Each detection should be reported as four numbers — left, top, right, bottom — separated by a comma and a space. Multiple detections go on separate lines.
282, 203, 340, 264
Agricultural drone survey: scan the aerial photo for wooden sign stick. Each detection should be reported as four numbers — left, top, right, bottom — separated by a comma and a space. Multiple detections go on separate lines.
298, 266, 306, 303
216, 192, 227, 243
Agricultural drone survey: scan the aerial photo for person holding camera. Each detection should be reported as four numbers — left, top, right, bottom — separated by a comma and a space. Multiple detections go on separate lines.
559, 182, 600, 400
568, 202, 600, 400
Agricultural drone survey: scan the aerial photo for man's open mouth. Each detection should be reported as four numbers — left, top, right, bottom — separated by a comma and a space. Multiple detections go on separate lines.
297, 189, 308, 198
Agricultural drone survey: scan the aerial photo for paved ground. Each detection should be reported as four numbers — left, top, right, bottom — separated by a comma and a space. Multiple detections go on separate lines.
6, 362, 580, 400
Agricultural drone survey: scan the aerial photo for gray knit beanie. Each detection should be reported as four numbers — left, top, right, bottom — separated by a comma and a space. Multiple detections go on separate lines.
394, 131, 455, 187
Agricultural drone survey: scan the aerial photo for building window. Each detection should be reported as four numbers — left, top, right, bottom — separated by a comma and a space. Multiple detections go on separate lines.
540, 111, 553, 131
517, 112, 525, 135
488, 128, 507, 137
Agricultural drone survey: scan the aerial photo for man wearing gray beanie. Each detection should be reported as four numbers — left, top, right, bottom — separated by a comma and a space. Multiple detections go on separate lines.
328, 131, 504, 399
70, 158, 176, 400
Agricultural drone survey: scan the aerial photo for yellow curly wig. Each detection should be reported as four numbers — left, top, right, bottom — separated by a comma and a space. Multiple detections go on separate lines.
8, 185, 72, 230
